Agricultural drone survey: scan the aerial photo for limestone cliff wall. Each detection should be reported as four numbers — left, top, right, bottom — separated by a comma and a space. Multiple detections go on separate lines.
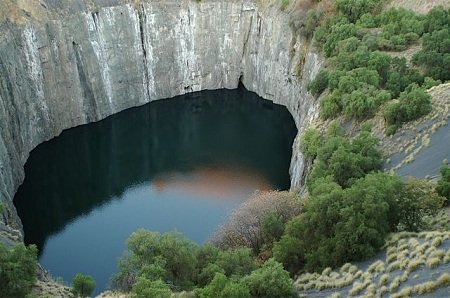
0, 0, 322, 242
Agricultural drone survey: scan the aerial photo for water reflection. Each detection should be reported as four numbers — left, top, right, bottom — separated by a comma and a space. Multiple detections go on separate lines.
13, 86, 297, 292
153, 166, 272, 198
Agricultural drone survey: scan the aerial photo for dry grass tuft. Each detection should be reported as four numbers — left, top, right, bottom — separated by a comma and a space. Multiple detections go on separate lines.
426, 257, 440, 268
389, 276, 401, 292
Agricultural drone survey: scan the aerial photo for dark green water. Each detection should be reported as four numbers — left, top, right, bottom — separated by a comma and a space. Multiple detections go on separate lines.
14, 87, 297, 294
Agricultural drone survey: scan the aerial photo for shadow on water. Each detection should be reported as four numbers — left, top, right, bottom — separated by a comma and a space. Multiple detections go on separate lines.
13, 86, 297, 293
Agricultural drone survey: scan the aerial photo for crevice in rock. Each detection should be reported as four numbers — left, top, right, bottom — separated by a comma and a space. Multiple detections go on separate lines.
72, 41, 98, 121
138, 5, 151, 102
91, 11, 99, 31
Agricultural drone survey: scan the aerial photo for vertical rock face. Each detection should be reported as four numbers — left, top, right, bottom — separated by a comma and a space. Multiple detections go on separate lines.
0, 0, 322, 241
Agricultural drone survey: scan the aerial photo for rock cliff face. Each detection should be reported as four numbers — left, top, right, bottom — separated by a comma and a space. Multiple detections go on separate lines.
0, 0, 322, 242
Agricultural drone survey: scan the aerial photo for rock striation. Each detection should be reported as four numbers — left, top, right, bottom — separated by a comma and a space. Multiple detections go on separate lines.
0, 0, 323, 242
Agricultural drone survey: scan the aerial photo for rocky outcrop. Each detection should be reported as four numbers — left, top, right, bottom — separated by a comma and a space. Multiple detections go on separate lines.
0, 0, 322, 242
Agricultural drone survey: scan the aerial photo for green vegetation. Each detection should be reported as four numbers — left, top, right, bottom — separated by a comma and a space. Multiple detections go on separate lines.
307, 2, 449, 132
113, 230, 294, 297
72, 273, 96, 297
280, 0, 290, 11
0, 243, 38, 297
413, 7, 450, 81
131, 278, 171, 298
307, 124, 382, 188
300, 128, 322, 158
437, 163, 450, 203
335, 0, 382, 23
212, 191, 302, 257
277, 125, 445, 273
384, 84, 432, 134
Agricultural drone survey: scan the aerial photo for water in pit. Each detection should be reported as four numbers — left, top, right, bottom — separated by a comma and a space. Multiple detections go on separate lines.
13, 87, 297, 294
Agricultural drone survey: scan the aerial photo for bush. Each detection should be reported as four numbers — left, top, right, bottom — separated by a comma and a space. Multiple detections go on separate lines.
422, 77, 442, 89
320, 92, 342, 119
308, 127, 382, 189
323, 20, 358, 57
72, 273, 96, 298
278, 172, 404, 272
397, 178, 445, 231
436, 164, 450, 203
196, 273, 250, 298
113, 230, 199, 290
413, 28, 450, 81
213, 191, 302, 254
301, 10, 323, 38
335, 0, 382, 23
374, 8, 424, 51
0, 243, 38, 297
308, 70, 329, 97
243, 259, 296, 298
384, 84, 431, 131
300, 128, 322, 158
423, 6, 450, 33
280, 0, 290, 11
215, 248, 256, 278
131, 278, 171, 298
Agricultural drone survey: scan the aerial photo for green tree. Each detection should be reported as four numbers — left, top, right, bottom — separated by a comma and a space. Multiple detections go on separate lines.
215, 248, 256, 278
278, 173, 404, 273
424, 6, 449, 33
308, 70, 329, 97
243, 259, 296, 298
384, 84, 432, 133
335, 0, 382, 22
131, 278, 171, 298
308, 127, 382, 189
397, 178, 445, 231
413, 28, 450, 81
323, 21, 358, 57
114, 230, 199, 290
300, 128, 322, 158
320, 92, 342, 119
436, 164, 450, 203
0, 244, 38, 298
196, 273, 250, 298
72, 273, 96, 298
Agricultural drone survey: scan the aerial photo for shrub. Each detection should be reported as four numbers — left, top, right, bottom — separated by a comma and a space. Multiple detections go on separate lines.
72, 273, 96, 298
334, 0, 382, 23
323, 21, 358, 57
0, 243, 37, 298
214, 248, 256, 278
396, 178, 445, 231
413, 28, 450, 81
422, 77, 442, 89
196, 273, 250, 298
280, 0, 290, 11
278, 172, 402, 272
130, 278, 171, 298
436, 164, 450, 203
113, 230, 199, 290
243, 259, 296, 298
308, 70, 329, 97
213, 191, 302, 254
320, 92, 342, 119
384, 84, 432, 132
301, 10, 323, 38
308, 127, 382, 189
375, 8, 424, 51
423, 6, 450, 33
300, 128, 322, 158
